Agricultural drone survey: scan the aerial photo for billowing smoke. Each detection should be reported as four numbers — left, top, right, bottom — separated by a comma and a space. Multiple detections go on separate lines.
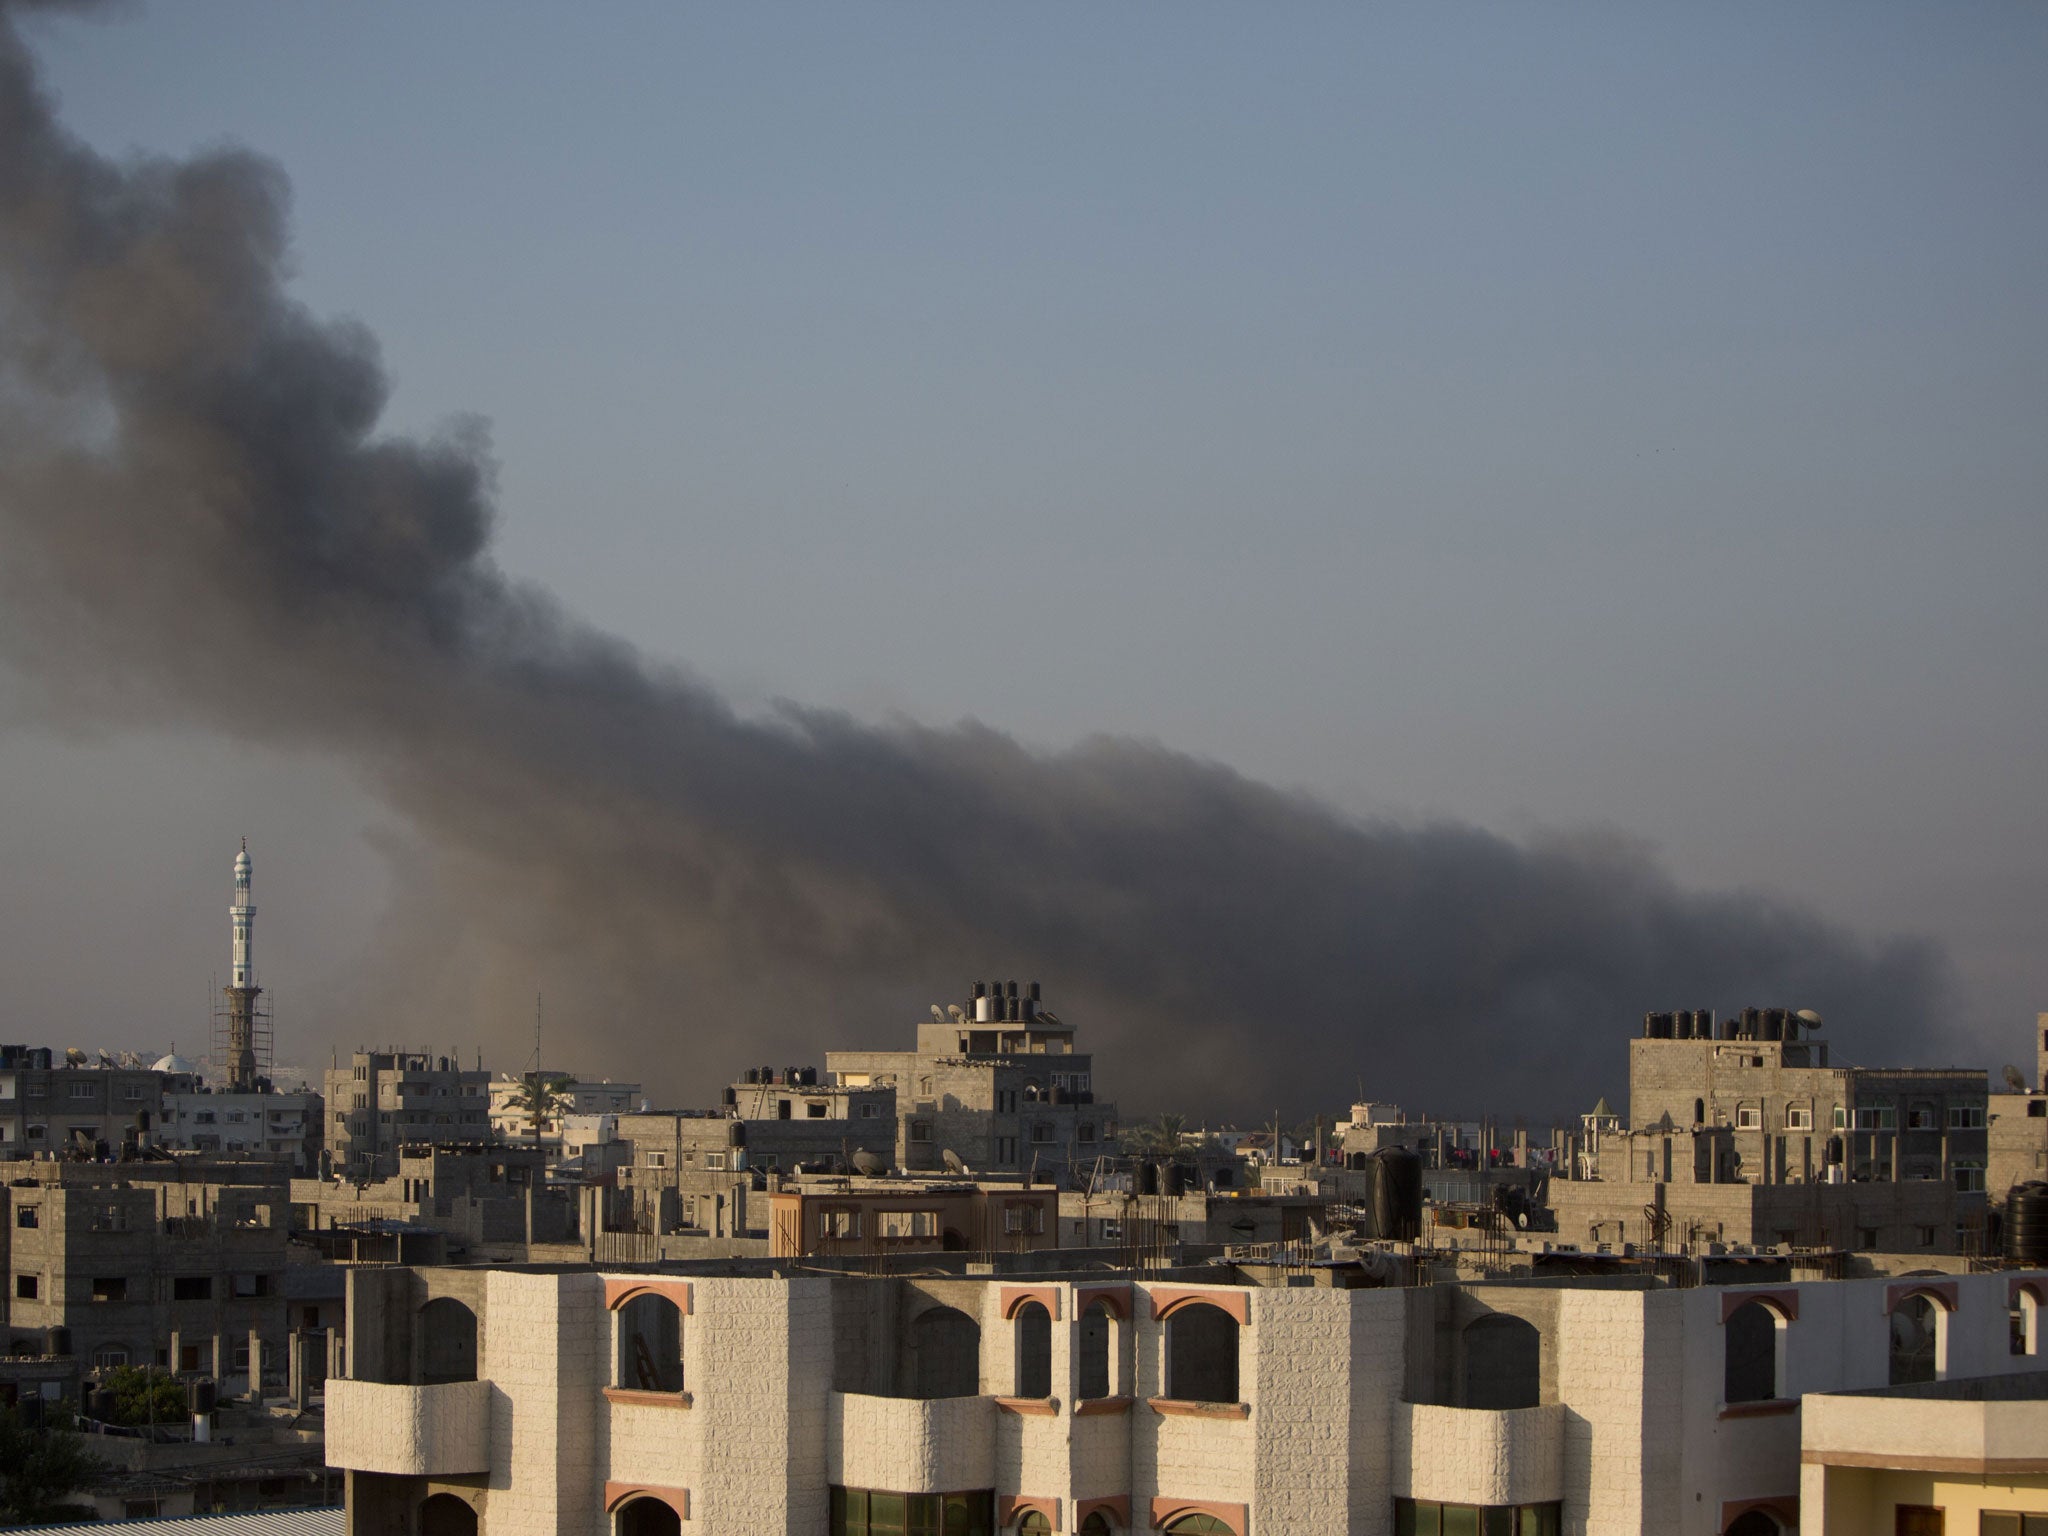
0, 5, 1951, 1118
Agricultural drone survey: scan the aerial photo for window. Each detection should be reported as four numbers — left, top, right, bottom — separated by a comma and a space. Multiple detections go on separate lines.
1979, 1514, 2048, 1536
1784, 1106, 1812, 1131
1890, 1293, 1942, 1385
1723, 1301, 1784, 1404
1857, 1227, 1879, 1248
1030, 1122, 1054, 1144
1012, 1301, 1051, 1398
1098, 1218, 1122, 1242
878, 1210, 938, 1240
614, 1293, 684, 1394
1735, 1105, 1761, 1130
1002, 1203, 1044, 1236
1831, 1105, 1846, 1129
1916, 1225, 1938, 1247
2009, 1291, 2040, 1357
820, 1208, 861, 1240
1907, 1103, 1939, 1131
1078, 1122, 1097, 1143
1076, 1299, 1113, 1400
91, 1277, 127, 1302
173, 1277, 211, 1301
1463, 1313, 1541, 1410
1165, 1301, 1240, 1404
14, 1276, 35, 1300
1953, 1162, 1986, 1193
1394, 1501, 1560, 1536
807, 1102, 828, 1119
1893, 1510, 1943, 1536
1948, 1105, 1986, 1130
232, 1273, 276, 1298
906, 1307, 981, 1400
14, 1207, 36, 1229
90, 1205, 127, 1233
704, 1152, 727, 1170
827, 1489, 993, 1536
67, 1083, 94, 1100
644, 1152, 668, 1169
910, 1121, 933, 1144
860, 1103, 880, 1120
2030, 1101, 2047, 1120
1854, 1106, 1897, 1131
420, 1297, 478, 1384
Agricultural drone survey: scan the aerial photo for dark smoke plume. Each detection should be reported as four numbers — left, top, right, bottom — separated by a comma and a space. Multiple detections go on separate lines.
0, 6, 1953, 1117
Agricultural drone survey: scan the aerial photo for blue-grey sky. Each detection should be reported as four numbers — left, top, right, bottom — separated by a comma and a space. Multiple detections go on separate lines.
1, 2, 2043, 1102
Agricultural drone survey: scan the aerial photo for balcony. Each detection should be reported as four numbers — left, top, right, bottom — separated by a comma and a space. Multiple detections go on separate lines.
325, 1378, 491, 1477
827, 1392, 995, 1494
1394, 1401, 1565, 1507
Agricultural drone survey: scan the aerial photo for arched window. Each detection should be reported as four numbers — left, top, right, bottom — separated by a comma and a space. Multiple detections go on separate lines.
1461, 1313, 1540, 1410
1694, 1098, 1706, 1126
420, 1493, 478, 1536
616, 1293, 684, 1393
1015, 1513, 1052, 1535
616, 1496, 682, 1536
420, 1297, 478, 1385
1165, 1302, 1239, 1404
1889, 1294, 1941, 1386
1013, 1301, 1051, 1398
1166, 1517, 1236, 1536
1076, 1299, 1113, 1400
907, 1305, 980, 1399
1723, 1301, 1782, 1404
1723, 1512, 1782, 1536
1079, 1514, 1116, 1536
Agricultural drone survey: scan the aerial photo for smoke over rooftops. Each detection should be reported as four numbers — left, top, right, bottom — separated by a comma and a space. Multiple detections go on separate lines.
0, 4, 1952, 1116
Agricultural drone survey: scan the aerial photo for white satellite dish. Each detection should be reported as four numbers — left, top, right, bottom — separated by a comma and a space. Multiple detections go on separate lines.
1795, 1009, 1823, 1027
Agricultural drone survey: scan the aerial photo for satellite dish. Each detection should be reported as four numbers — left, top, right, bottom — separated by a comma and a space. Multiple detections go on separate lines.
929, 1004, 944, 1021
850, 1149, 888, 1176
946, 1005, 965, 1021
1795, 1009, 1823, 1028
942, 1149, 968, 1175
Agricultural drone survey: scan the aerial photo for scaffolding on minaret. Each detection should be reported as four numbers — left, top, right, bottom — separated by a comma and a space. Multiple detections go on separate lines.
208, 838, 273, 1092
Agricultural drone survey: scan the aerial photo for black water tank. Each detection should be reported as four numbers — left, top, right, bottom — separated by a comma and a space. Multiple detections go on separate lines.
1138, 1163, 1160, 1197
728, 1122, 746, 1149
2007, 1183, 2048, 1266
188, 1379, 215, 1416
50, 1328, 70, 1357
1374, 1148, 1424, 1242
86, 1389, 115, 1422
1163, 1163, 1186, 1199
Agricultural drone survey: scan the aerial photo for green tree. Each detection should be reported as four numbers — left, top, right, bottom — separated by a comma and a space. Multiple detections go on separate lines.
0, 1404, 103, 1524
509, 1072, 575, 1152
103, 1366, 185, 1428
1121, 1112, 1187, 1157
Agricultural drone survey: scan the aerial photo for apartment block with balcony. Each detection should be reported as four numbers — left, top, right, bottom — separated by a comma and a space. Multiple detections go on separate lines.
322, 1255, 2048, 1535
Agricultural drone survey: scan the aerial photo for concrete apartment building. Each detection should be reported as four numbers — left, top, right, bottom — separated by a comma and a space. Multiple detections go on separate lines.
0, 1160, 290, 1388
0, 1046, 163, 1158
156, 1055, 324, 1172
1549, 1008, 1990, 1254
1987, 1013, 2048, 1200
322, 1257, 2048, 1536
293, 1143, 578, 1265
825, 981, 1118, 1178
324, 1050, 492, 1178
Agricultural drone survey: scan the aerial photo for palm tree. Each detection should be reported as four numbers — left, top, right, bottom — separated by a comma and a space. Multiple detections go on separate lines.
1122, 1112, 1188, 1158
508, 1072, 575, 1154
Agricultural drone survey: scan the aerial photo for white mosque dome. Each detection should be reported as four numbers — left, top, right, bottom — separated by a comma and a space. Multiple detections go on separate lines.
153, 1053, 199, 1075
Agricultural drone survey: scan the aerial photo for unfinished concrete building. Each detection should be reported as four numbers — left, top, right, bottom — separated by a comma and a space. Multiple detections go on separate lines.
292, 1142, 579, 1265
0, 1160, 291, 1390
322, 1255, 2048, 1535
323, 1050, 492, 1178
1548, 1007, 1991, 1254
1987, 1012, 2048, 1202
825, 981, 1118, 1179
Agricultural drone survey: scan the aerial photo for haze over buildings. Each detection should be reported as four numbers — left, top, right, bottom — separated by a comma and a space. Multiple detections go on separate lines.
0, 2, 2043, 1118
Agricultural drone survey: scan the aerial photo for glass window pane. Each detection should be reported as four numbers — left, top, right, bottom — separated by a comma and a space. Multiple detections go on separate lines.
1443, 1506, 1480, 1536
1396, 1500, 1419, 1536
1416, 1502, 1443, 1536
1519, 1505, 1561, 1536
869, 1491, 906, 1536
1482, 1509, 1515, 1536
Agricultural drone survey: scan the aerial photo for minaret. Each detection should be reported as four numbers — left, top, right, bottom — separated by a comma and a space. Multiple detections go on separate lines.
224, 839, 260, 1092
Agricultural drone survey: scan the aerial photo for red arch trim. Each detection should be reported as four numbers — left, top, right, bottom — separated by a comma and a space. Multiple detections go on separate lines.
2011, 1276, 2048, 1306
1000, 1285, 1062, 1321
1885, 1280, 1959, 1315
604, 1482, 689, 1518
1076, 1496, 1130, 1527
1074, 1284, 1131, 1320
1148, 1287, 1249, 1325
604, 1278, 693, 1315
998, 1494, 1061, 1529
1149, 1497, 1247, 1533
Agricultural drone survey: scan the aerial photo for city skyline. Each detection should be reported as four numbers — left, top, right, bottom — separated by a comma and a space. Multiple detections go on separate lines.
1, 3, 2043, 1117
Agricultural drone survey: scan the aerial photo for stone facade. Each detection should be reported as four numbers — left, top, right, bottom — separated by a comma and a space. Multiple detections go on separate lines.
327, 1261, 2048, 1535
